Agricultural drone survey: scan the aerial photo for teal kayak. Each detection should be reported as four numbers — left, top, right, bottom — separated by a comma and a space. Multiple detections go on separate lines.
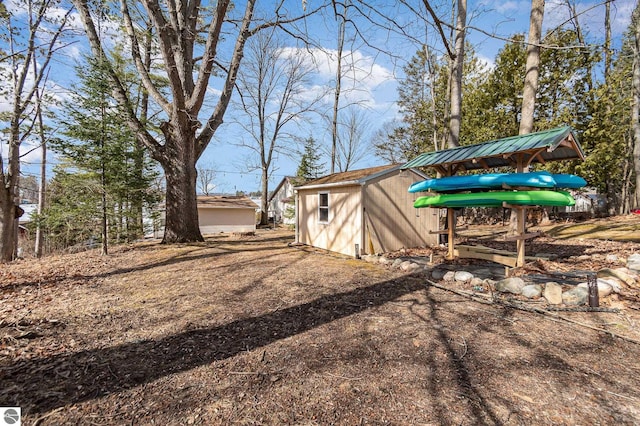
408, 171, 586, 193
413, 190, 576, 208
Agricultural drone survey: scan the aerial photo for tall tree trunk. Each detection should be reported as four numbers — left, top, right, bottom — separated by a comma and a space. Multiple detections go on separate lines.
0, 188, 17, 262
520, 0, 545, 135
35, 139, 46, 257
331, 2, 346, 174
604, 1, 612, 79
33, 56, 47, 257
0, 120, 21, 262
161, 131, 202, 243
632, 5, 640, 210
511, 0, 545, 237
261, 167, 269, 226
447, 0, 466, 148
101, 166, 108, 255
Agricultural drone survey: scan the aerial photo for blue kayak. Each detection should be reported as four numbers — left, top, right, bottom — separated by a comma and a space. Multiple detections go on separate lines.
408, 171, 586, 193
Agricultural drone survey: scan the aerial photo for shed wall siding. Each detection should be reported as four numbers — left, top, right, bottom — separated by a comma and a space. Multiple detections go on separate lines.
198, 208, 256, 234
363, 170, 439, 253
298, 186, 362, 256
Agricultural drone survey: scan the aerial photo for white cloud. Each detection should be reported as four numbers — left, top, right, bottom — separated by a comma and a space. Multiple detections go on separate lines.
276, 46, 396, 112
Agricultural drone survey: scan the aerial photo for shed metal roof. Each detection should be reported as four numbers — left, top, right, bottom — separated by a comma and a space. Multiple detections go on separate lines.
402, 126, 585, 174
295, 164, 400, 190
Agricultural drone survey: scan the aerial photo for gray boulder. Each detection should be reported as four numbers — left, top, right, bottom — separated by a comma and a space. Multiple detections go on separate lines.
577, 278, 616, 298
454, 271, 474, 282
562, 287, 589, 306
598, 268, 637, 289
443, 271, 456, 281
495, 277, 526, 295
543, 282, 563, 305
431, 269, 447, 281
627, 253, 640, 273
521, 284, 542, 299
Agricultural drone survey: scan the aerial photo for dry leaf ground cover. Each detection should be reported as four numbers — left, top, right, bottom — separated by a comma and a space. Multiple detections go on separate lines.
1, 219, 640, 425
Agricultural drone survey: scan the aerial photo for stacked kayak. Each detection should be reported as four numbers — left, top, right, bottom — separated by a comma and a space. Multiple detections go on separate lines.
408, 171, 586, 193
410, 171, 586, 209
414, 190, 576, 208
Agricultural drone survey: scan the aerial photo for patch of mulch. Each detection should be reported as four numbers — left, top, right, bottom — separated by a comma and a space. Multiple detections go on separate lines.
1, 228, 640, 425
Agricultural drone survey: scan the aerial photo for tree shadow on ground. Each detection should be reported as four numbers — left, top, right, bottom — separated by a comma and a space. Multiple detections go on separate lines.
2, 276, 427, 416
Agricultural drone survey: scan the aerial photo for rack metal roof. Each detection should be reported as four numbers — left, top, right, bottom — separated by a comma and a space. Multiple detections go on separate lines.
402, 126, 585, 175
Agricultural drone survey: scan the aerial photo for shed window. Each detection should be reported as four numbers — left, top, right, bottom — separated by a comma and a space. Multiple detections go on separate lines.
318, 192, 329, 223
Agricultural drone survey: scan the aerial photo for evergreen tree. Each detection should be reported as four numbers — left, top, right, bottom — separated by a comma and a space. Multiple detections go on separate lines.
375, 42, 489, 163
39, 166, 103, 251
297, 137, 326, 181
579, 25, 634, 214
50, 55, 159, 253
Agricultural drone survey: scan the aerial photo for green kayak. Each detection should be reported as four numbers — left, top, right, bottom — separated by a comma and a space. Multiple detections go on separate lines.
414, 190, 575, 208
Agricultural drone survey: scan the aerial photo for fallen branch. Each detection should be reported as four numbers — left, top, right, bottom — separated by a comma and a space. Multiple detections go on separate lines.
424, 279, 640, 346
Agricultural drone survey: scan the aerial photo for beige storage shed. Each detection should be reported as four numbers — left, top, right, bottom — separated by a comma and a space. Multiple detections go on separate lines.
294, 165, 439, 257
197, 196, 258, 234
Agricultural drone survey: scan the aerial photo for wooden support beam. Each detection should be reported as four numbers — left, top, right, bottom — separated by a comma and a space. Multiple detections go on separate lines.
446, 208, 455, 260
429, 227, 467, 235
454, 247, 518, 268
515, 156, 526, 267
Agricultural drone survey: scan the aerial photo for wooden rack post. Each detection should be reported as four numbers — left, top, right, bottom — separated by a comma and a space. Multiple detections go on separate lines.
446, 207, 455, 260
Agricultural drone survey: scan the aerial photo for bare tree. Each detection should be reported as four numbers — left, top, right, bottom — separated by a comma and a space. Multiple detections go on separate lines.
335, 107, 369, 172
197, 166, 216, 196
0, 0, 72, 262
330, 0, 347, 174
72, 0, 324, 243
447, 0, 466, 148
519, 0, 545, 136
234, 29, 322, 225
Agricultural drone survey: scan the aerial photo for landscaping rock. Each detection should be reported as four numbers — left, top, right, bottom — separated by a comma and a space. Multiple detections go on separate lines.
597, 268, 637, 289
443, 271, 456, 281
400, 261, 420, 271
521, 284, 542, 299
543, 282, 563, 305
627, 253, 640, 272
379, 256, 391, 265
577, 279, 615, 298
470, 277, 484, 287
431, 269, 447, 281
454, 271, 474, 282
392, 258, 404, 269
495, 277, 526, 295
562, 287, 589, 306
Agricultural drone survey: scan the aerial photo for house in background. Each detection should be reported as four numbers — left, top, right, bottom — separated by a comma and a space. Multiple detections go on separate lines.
269, 176, 303, 225
197, 195, 258, 234
294, 165, 439, 257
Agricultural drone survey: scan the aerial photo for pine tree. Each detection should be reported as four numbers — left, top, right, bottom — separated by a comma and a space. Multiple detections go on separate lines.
50, 55, 158, 253
296, 137, 326, 181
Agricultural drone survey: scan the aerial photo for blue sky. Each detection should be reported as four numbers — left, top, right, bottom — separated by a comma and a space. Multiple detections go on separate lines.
1, 0, 635, 195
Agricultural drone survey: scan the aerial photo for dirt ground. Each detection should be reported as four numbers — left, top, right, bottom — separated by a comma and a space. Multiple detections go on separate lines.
2, 216, 640, 425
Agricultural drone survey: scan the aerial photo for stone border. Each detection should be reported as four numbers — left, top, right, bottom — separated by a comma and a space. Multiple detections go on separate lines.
361, 253, 640, 308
